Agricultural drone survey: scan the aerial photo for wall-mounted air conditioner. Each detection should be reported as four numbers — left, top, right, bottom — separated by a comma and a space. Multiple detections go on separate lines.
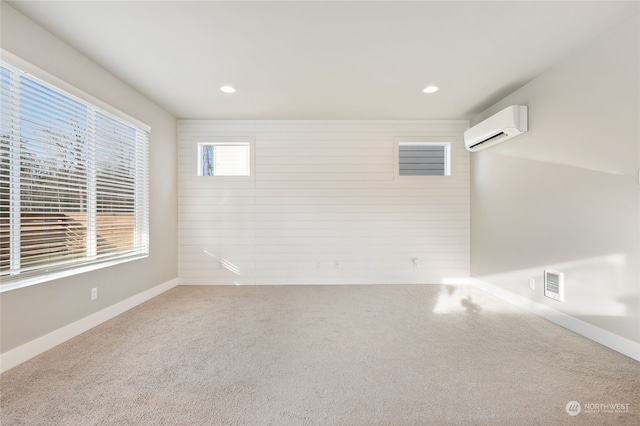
464, 105, 528, 152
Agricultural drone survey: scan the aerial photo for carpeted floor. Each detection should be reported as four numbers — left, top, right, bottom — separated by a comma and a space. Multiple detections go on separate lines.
1, 284, 638, 425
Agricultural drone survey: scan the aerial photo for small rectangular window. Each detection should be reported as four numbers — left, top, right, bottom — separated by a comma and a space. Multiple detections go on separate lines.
398, 142, 450, 176
198, 142, 250, 177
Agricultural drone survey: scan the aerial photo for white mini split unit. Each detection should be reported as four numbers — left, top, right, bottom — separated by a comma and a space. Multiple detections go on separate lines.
464, 105, 528, 152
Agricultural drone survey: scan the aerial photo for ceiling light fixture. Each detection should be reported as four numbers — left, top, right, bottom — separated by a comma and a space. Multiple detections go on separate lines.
220, 86, 236, 94
423, 85, 439, 94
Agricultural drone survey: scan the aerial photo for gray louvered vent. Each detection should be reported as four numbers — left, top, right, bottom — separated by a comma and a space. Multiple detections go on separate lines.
399, 144, 447, 176
544, 270, 564, 302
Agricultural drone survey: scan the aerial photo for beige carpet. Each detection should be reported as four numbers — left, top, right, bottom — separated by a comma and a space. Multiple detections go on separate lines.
1, 285, 638, 425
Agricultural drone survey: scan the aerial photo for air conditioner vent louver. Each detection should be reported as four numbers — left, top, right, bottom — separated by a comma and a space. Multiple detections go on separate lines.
468, 131, 507, 150
544, 270, 564, 302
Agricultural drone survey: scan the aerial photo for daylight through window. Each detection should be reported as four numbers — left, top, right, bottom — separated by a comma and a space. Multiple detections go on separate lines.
198, 142, 251, 177
0, 59, 149, 289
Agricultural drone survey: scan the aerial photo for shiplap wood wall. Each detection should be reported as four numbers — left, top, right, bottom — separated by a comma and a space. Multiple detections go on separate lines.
178, 121, 470, 285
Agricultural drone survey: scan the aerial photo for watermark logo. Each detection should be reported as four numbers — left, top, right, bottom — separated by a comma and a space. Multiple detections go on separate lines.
566, 401, 581, 416
566, 400, 630, 416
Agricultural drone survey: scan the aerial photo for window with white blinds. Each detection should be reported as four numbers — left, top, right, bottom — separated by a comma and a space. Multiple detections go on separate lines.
0, 59, 149, 289
198, 142, 251, 176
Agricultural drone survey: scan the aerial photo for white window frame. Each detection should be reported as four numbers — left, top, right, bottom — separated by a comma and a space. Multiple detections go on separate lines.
194, 137, 255, 181
394, 137, 454, 179
0, 50, 150, 292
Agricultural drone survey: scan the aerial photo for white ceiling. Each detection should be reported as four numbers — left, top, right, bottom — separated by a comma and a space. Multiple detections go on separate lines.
6, 1, 639, 120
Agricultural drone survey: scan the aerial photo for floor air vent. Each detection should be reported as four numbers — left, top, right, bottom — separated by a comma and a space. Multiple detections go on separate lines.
544, 270, 564, 302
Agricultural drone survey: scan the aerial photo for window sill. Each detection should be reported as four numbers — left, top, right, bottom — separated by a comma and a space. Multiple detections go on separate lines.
0, 254, 148, 293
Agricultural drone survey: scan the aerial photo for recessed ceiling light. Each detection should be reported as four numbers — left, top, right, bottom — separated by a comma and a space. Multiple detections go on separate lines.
423, 85, 439, 94
220, 86, 236, 94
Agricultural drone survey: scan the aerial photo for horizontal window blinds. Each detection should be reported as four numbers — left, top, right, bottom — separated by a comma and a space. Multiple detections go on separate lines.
0, 60, 149, 287
399, 143, 448, 176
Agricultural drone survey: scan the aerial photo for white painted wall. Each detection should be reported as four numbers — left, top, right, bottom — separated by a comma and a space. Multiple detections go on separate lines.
179, 121, 470, 285
471, 16, 639, 344
0, 3, 178, 353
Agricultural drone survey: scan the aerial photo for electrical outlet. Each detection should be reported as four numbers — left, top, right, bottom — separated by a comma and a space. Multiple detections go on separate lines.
528, 278, 535, 290
91, 287, 98, 301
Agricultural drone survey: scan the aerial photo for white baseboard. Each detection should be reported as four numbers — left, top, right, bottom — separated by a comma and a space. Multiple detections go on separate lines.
0, 278, 179, 373
471, 279, 640, 362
